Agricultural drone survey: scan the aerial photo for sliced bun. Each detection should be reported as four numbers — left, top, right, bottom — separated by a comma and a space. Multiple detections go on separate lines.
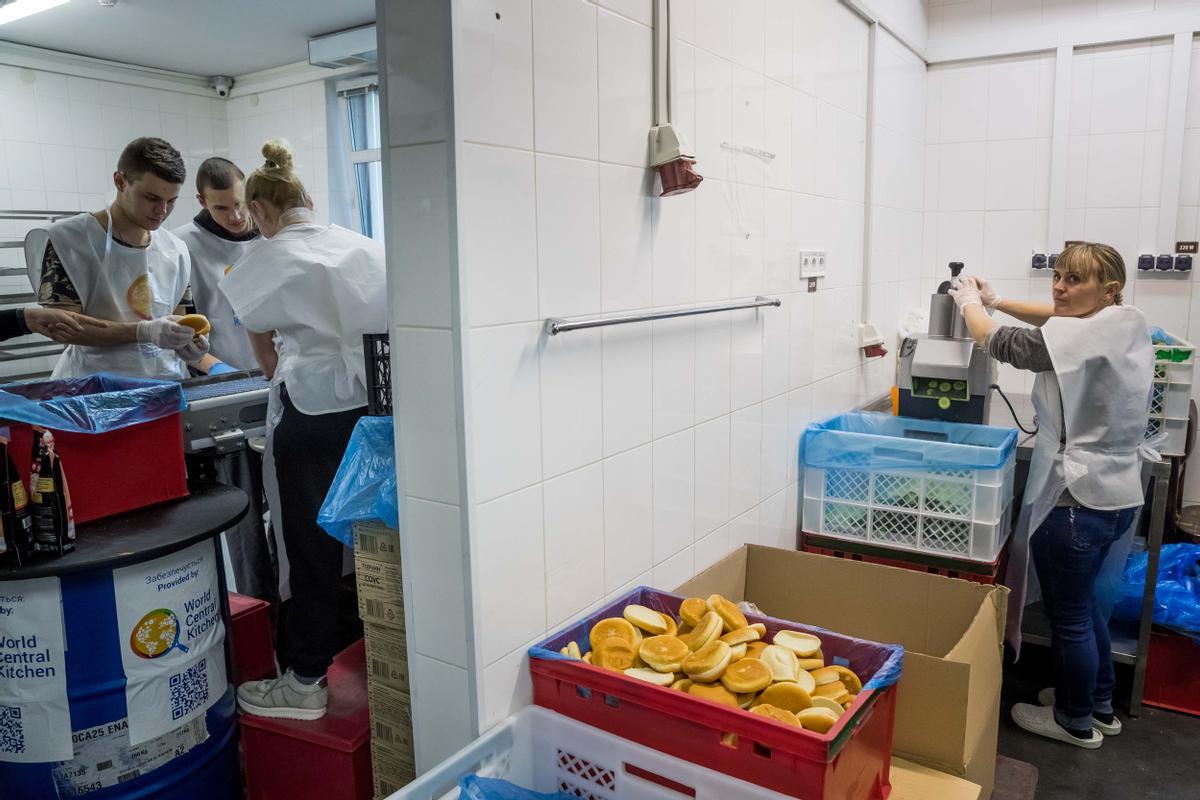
679, 597, 709, 628
720, 658, 772, 694
624, 667, 674, 686
706, 594, 749, 632
810, 666, 842, 686
796, 707, 839, 734
688, 682, 739, 708
594, 640, 637, 671
750, 703, 802, 727
640, 635, 690, 673
682, 640, 732, 682
729, 643, 747, 661
679, 611, 722, 652
670, 678, 694, 692
624, 604, 669, 635
589, 618, 639, 651
760, 644, 800, 683
794, 669, 817, 695
177, 314, 211, 337
659, 613, 679, 637
773, 630, 822, 658
745, 641, 769, 660
756, 682, 814, 713
720, 626, 763, 646
810, 696, 845, 717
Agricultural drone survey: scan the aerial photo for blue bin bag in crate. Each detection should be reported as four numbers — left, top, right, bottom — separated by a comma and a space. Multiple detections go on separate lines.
530, 586, 904, 692
0, 372, 184, 432
1112, 544, 1200, 638
802, 411, 1017, 472
318, 416, 400, 546
460, 775, 571, 800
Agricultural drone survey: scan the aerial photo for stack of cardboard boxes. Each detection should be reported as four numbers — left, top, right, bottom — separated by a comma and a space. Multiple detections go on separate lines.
353, 520, 416, 798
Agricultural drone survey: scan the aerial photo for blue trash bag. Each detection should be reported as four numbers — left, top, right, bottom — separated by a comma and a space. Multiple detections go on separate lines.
1111, 544, 1200, 637
317, 416, 400, 546
459, 776, 570, 800
0, 373, 184, 433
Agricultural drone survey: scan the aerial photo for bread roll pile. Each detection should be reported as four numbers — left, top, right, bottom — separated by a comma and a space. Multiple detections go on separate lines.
556, 594, 862, 733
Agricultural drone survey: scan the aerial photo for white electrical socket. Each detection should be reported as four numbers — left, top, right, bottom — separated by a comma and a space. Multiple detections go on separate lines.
799, 250, 827, 279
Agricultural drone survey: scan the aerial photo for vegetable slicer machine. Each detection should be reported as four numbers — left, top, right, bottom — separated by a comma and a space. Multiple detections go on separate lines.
180, 370, 270, 456
897, 262, 996, 424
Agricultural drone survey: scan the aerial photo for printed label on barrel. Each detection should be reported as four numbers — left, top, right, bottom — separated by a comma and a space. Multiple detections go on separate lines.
0, 577, 71, 763
50, 715, 208, 797
112, 540, 227, 746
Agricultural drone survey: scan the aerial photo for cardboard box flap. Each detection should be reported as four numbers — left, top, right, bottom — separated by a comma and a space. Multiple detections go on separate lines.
947, 590, 1007, 765
678, 547, 748, 601
891, 651, 972, 772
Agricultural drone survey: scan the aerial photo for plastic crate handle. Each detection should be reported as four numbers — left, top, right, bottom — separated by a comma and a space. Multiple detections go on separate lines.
872, 445, 925, 463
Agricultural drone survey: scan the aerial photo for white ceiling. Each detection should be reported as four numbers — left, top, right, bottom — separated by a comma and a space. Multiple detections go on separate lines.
0, 0, 375, 76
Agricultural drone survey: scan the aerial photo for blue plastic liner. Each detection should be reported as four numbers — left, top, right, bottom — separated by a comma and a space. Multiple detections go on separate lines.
1112, 544, 1200, 638
0, 372, 184, 433
459, 775, 570, 800
318, 416, 400, 546
530, 586, 903, 692
802, 412, 1017, 472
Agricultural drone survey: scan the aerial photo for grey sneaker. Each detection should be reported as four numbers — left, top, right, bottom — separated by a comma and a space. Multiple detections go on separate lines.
1012, 702, 1102, 749
1037, 687, 1122, 736
238, 670, 328, 721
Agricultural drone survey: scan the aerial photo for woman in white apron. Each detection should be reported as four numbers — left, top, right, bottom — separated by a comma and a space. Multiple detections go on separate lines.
951, 243, 1154, 749
220, 139, 388, 722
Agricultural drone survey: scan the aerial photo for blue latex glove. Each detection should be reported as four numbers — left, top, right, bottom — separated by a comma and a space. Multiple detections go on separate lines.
208, 361, 238, 376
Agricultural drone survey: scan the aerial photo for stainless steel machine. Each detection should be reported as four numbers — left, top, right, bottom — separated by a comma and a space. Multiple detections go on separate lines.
897, 262, 996, 424
180, 370, 271, 456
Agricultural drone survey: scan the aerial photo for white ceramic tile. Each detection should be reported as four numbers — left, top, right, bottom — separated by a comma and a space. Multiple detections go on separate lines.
410, 655, 473, 772
730, 403, 762, 515
1085, 133, 1145, 208
1140, 130, 1164, 208
933, 211, 985, 277
598, 9, 653, 168
985, 139, 1037, 211
694, 0, 732, 60
457, 0, 534, 149
694, 415, 731, 536
599, 163, 655, 311
653, 430, 696, 563
763, 0, 795, 86
762, 288, 790, 399
938, 64, 989, 143
3, 141, 42, 191
1180, 130, 1200, 208
760, 393, 789, 500
652, 190, 697, 306
791, 1, 820, 97
406, 499, 469, 666
758, 486, 797, 551
730, 308, 764, 410
695, 178, 733, 300
729, 0, 764, 72
694, 314, 732, 422
39, 145, 76, 193
732, 64, 766, 185
671, 43, 698, 163
762, 188, 794, 296
817, 1, 867, 118
0, 92, 38, 143
1083, 207, 1140, 268
1065, 135, 1089, 209
533, 0, 599, 159
786, 385, 813, 485
460, 144, 538, 326
475, 486, 547, 664
694, 50, 733, 182
469, 323, 543, 503
481, 641, 535, 731
602, 323, 654, 455
837, 110, 867, 204
728, 505, 761, 550
763, 80, 792, 192
652, 546, 696, 590
731, 184, 765, 296
536, 154, 602, 318
540, 328, 603, 479
814, 101, 838, 199
68, 102, 103, 150
1134, 280, 1192, 338
653, 315, 696, 437
982, 211, 1038, 281
1089, 51, 1151, 135
598, 0, 651, 25
986, 57, 1044, 141
671, 0, 696, 44
788, 291, 814, 390
34, 96, 72, 147
394, 328, 461, 505
936, 142, 987, 211
792, 91, 817, 195
603, 444, 654, 592
695, 524, 732, 571
388, 143, 453, 329
543, 464, 606, 627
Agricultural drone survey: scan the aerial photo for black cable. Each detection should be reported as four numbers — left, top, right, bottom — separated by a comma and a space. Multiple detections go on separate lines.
990, 383, 1038, 435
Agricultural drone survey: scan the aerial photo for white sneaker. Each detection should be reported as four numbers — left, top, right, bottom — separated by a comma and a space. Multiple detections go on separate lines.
1012, 702, 1103, 749
1037, 687, 1123, 736
238, 670, 328, 721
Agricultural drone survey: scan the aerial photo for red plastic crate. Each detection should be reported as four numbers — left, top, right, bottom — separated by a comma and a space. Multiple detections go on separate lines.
530, 587, 903, 800
801, 534, 1009, 586
229, 592, 276, 684
1142, 629, 1200, 716
240, 639, 372, 800
8, 413, 188, 524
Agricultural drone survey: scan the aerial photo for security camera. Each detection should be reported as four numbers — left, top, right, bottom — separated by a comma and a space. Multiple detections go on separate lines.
209, 76, 234, 98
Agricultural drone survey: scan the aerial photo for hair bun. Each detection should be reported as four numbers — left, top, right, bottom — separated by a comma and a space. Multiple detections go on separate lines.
261, 138, 294, 172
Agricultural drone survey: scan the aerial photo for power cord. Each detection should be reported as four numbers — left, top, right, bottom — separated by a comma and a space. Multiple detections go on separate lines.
990, 384, 1038, 435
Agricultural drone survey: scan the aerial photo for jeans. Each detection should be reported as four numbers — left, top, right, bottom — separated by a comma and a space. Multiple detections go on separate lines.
1030, 505, 1136, 731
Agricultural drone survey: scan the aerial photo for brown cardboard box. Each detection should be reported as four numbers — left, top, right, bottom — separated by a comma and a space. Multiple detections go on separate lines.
367, 680, 415, 754
353, 521, 406, 630
364, 622, 410, 694
891, 758, 982, 800
371, 737, 416, 798
354, 520, 402, 564
675, 545, 1007, 799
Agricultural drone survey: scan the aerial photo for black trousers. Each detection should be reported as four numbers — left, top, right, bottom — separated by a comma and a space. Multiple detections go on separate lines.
273, 387, 365, 677
216, 448, 275, 602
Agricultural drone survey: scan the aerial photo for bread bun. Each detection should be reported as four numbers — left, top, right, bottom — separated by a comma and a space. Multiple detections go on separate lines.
843, 694, 858, 708
682, 640, 732, 682
670, 677, 694, 692
760, 644, 800, 683
624, 667, 674, 686
594, 639, 637, 671
706, 594, 749, 632
729, 643, 747, 661
829, 665, 862, 694
177, 314, 211, 337
679, 598, 709, 628
720, 658, 772, 694
748, 623, 767, 638
750, 703, 802, 728
794, 668, 817, 695
745, 641, 769, 659
798, 655, 825, 671
773, 630, 822, 658
687, 682, 739, 708
810, 667, 842, 686
659, 613, 678, 637
679, 611, 722, 652
624, 604, 669, 635
736, 692, 757, 709
567, 641, 581, 659
582, 651, 594, 664
640, 635, 690, 673
720, 626, 763, 646
589, 618, 639, 651
796, 707, 839, 734
810, 696, 845, 717
756, 682, 814, 713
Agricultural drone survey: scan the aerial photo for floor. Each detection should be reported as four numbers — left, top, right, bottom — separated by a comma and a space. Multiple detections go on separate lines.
998, 645, 1200, 799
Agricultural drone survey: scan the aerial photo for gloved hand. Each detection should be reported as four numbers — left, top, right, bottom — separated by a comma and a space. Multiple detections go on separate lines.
973, 275, 1002, 309
948, 281, 983, 311
208, 361, 238, 376
175, 334, 211, 364
136, 316, 196, 349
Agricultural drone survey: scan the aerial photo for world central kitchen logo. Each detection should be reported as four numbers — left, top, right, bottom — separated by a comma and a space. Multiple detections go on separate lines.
127, 589, 219, 660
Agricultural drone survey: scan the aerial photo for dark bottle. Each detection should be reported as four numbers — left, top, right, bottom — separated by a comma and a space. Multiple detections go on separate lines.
29, 428, 74, 557
0, 428, 32, 567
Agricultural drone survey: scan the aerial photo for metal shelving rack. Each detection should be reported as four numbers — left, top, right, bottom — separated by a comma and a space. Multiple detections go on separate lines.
0, 210, 77, 378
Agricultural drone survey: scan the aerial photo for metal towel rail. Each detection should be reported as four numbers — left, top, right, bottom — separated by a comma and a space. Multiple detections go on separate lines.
545, 295, 781, 335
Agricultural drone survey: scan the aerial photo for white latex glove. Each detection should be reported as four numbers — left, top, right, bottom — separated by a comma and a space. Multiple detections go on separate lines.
136, 316, 195, 349
175, 334, 211, 364
972, 275, 1002, 309
948, 283, 983, 311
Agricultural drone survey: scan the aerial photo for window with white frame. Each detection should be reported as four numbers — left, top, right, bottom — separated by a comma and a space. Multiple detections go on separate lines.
338, 78, 384, 241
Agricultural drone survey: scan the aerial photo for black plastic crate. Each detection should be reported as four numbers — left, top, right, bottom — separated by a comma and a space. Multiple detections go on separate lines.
363, 333, 392, 416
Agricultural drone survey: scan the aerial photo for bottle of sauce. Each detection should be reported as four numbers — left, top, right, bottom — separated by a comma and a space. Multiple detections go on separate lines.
29, 427, 74, 557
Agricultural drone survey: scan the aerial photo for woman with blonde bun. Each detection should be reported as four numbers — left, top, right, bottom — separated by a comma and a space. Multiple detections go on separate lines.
221, 139, 387, 721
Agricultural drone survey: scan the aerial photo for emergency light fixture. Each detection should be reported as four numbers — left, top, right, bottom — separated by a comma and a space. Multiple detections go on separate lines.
0, 0, 69, 26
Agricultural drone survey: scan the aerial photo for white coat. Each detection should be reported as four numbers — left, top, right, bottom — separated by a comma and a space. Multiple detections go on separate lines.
173, 220, 258, 370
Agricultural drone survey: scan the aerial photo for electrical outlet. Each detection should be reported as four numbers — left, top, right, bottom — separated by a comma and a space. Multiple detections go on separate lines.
799, 250, 827, 279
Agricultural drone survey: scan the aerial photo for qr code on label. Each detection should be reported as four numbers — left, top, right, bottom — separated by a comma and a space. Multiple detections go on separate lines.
0, 706, 24, 754
169, 660, 209, 721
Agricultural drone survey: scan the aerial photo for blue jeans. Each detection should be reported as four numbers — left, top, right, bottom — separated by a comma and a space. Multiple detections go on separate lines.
1030, 505, 1136, 731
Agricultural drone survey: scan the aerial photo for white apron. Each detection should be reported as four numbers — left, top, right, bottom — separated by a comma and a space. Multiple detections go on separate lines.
173, 221, 258, 370
1005, 305, 1157, 651
25, 212, 191, 380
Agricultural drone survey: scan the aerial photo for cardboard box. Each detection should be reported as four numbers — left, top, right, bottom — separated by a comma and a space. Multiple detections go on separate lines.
371, 737, 416, 798
367, 680, 415, 754
357, 583, 405, 629
676, 545, 1007, 799
891, 757, 982, 800
354, 520, 401, 565
364, 623, 410, 694
356, 552, 403, 589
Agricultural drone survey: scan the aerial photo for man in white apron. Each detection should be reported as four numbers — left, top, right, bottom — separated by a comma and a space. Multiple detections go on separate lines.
175, 157, 277, 602
23, 137, 210, 379
951, 243, 1155, 750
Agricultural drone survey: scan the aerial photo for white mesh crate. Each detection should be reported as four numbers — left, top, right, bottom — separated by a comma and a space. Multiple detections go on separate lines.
1145, 331, 1194, 457
388, 706, 789, 800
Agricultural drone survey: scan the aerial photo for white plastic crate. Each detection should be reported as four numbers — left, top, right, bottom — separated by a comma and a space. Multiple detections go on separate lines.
387, 706, 788, 800
1146, 331, 1194, 457
802, 458, 1015, 563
